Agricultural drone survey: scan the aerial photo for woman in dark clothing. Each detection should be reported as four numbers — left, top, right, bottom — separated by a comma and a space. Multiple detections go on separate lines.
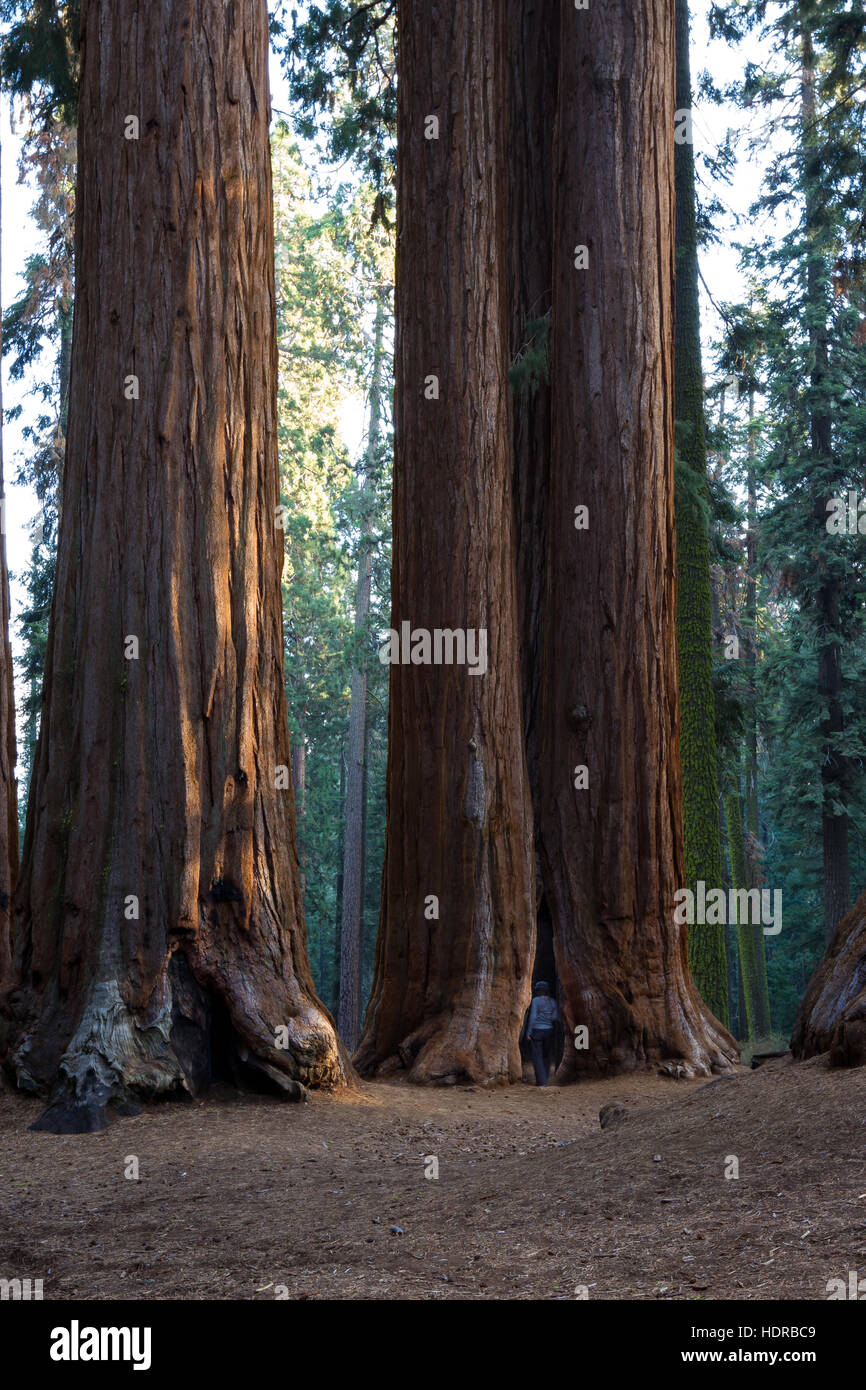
525, 980, 559, 1086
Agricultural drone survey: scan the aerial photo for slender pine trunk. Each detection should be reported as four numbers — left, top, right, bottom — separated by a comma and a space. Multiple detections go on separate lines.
333, 734, 345, 1016
801, 21, 849, 944
724, 784, 759, 1042
338, 295, 384, 1049
743, 390, 771, 1034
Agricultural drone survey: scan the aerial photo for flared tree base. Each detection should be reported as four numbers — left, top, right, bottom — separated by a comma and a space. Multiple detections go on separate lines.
792, 889, 866, 1067
555, 984, 738, 1084
2, 952, 349, 1133
354, 1010, 524, 1087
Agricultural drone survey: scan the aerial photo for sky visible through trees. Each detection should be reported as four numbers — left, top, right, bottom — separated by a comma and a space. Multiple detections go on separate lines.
3, 0, 866, 1333
0, 11, 787, 665
1, 0, 865, 1093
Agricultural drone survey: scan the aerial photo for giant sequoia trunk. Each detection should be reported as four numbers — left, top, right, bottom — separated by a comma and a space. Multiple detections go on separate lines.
539, 0, 736, 1080
507, 0, 556, 822
354, 0, 535, 1084
792, 888, 866, 1066
0, 0, 349, 1131
0, 144, 19, 988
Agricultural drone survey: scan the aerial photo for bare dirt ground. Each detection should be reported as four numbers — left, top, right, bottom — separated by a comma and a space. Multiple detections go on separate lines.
1, 1054, 864, 1300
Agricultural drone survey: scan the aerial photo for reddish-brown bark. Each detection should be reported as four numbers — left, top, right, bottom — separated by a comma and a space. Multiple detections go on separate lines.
0, 0, 350, 1130
0, 144, 19, 989
507, 0, 556, 818
353, 0, 535, 1084
791, 890, 866, 1066
538, 0, 736, 1080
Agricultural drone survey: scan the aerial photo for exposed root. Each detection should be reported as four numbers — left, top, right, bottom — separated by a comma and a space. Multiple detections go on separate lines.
7, 957, 338, 1132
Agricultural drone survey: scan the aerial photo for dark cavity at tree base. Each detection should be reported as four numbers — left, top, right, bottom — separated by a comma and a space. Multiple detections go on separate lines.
2, 951, 336, 1134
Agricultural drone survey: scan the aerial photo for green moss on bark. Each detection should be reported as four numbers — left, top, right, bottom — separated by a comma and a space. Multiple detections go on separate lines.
674, 0, 727, 1027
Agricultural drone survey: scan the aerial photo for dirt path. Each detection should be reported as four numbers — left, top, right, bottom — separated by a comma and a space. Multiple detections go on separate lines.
1, 1057, 863, 1299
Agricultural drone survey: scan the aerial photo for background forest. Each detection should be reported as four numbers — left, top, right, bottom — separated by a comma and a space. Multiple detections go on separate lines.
2, 0, 866, 1051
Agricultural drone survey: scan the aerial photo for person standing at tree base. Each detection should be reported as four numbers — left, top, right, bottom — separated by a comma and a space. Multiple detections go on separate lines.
526, 981, 559, 1086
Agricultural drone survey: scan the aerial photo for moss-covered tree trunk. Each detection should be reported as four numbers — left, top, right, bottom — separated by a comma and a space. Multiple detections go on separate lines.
674, 0, 728, 1026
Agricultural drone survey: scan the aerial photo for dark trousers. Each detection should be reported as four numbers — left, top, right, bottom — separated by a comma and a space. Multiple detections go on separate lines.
530, 1029, 553, 1086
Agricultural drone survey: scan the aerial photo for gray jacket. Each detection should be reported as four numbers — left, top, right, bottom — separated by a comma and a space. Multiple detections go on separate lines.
527, 995, 559, 1033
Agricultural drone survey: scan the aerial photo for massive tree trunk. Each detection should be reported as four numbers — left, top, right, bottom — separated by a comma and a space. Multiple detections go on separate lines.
506, 0, 557, 984
792, 888, 866, 1066
507, 0, 556, 824
354, 0, 535, 1084
0, 141, 20, 988
0, 0, 350, 1132
291, 725, 306, 895
338, 294, 384, 1049
673, 0, 728, 1026
539, 0, 737, 1081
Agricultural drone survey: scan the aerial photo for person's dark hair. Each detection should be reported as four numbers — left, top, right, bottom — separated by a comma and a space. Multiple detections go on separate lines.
532, 980, 550, 997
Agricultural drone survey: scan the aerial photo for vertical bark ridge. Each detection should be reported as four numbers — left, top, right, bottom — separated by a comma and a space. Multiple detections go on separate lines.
0, 0, 350, 1132
354, 0, 535, 1085
539, 0, 736, 1080
0, 139, 19, 991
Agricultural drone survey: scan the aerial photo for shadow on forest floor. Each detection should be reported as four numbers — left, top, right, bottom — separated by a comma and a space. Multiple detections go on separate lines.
0, 1056, 860, 1299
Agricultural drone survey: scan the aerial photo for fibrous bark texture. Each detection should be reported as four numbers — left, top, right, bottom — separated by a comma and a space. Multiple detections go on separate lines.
538, 0, 737, 1081
0, 0, 350, 1131
0, 141, 19, 991
353, 0, 535, 1085
507, 0, 556, 815
791, 890, 866, 1066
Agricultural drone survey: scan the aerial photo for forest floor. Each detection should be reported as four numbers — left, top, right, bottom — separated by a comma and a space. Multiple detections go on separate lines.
1, 1053, 864, 1300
